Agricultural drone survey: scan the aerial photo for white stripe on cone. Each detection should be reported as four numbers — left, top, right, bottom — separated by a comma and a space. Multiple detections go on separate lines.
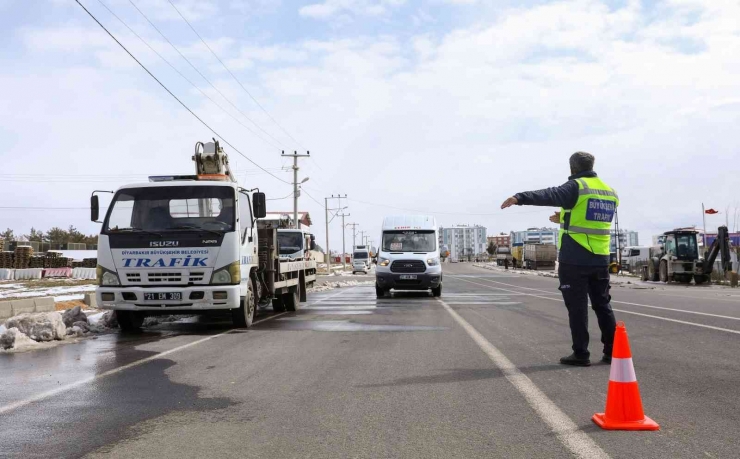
609, 357, 637, 383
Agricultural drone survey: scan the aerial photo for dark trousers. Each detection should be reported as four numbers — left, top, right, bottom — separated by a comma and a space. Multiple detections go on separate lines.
558, 263, 617, 358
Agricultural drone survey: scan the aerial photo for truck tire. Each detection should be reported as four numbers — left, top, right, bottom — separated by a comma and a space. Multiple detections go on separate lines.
117, 311, 144, 332
432, 284, 442, 297
659, 260, 668, 283
272, 296, 286, 313
648, 259, 660, 282
284, 284, 300, 312
231, 281, 255, 328
640, 266, 649, 282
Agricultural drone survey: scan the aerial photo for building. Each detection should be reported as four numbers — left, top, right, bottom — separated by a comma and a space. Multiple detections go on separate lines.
610, 230, 639, 253
440, 225, 487, 261
511, 228, 558, 246
487, 233, 510, 248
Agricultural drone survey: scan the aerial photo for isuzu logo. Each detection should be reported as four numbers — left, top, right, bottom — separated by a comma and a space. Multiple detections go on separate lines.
150, 241, 179, 247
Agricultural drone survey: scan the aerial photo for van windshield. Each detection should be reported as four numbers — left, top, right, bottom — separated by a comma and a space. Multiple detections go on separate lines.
382, 230, 436, 252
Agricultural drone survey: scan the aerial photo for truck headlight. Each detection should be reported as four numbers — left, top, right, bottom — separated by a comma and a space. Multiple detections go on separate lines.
379, 257, 390, 267
427, 258, 440, 266
211, 261, 240, 285
97, 266, 120, 286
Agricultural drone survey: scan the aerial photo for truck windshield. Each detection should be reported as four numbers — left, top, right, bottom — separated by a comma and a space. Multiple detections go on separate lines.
676, 234, 698, 260
382, 230, 436, 252
353, 252, 368, 259
105, 186, 235, 233
278, 232, 303, 254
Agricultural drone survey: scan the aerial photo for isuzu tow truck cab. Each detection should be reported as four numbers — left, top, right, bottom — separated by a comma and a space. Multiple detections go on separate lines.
375, 215, 442, 298
277, 227, 316, 261
91, 140, 316, 331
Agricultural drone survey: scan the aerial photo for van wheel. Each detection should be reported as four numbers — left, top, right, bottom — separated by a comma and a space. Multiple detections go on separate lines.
231, 282, 255, 328
284, 284, 301, 312
117, 311, 144, 332
375, 284, 386, 298
272, 295, 286, 313
432, 285, 442, 297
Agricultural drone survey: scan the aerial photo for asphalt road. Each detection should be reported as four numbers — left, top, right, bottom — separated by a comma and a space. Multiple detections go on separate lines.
1, 263, 739, 458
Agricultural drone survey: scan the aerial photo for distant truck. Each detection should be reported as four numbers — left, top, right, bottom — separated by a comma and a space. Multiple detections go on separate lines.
511, 246, 524, 268
277, 228, 317, 261
352, 245, 371, 274
620, 246, 649, 274
495, 246, 512, 266
523, 243, 557, 270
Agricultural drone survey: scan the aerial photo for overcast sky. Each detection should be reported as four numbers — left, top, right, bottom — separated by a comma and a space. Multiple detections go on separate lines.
1, 0, 739, 251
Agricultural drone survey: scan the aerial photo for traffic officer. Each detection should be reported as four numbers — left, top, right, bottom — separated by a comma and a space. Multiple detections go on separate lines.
500, 152, 618, 366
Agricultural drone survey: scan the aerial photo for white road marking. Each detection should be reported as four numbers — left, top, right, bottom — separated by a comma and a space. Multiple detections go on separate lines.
450, 276, 740, 336
437, 298, 609, 459
0, 313, 286, 416
308, 287, 357, 305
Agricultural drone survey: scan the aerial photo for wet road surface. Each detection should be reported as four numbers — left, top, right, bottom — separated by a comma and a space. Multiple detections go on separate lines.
1, 263, 739, 458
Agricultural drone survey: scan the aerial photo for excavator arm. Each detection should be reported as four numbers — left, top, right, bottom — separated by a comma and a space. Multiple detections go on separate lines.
703, 226, 731, 274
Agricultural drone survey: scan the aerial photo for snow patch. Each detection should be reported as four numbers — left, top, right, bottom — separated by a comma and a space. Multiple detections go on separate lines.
308, 280, 375, 293
4, 312, 66, 341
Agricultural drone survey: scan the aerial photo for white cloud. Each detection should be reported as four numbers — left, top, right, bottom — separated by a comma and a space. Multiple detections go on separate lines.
299, 0, 406, 19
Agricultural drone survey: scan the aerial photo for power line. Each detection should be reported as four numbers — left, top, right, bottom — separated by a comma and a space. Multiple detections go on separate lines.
124, 0, 286, 149
167, 0, 307, 150
266, 192, 294, 201
346, 198, 550, 217
74, 0, 291, 186
301, 188, 324, 207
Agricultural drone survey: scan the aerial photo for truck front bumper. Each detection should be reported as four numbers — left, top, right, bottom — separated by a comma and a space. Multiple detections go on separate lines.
375, 272, 442, 291
96, 285, 240, 312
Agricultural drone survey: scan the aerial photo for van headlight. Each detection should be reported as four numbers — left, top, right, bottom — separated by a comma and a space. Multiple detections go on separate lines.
211, 261, 240, 285
378, 257, 390, 267
97, 266, 120, 286
427, 258, 440, 266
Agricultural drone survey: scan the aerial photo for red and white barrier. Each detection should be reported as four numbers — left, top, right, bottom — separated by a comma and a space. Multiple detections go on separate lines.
43, 267, 73, 278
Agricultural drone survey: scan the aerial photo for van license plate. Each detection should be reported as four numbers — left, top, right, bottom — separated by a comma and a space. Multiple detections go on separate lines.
400, 275, 417, 280
144, 292, 181, 301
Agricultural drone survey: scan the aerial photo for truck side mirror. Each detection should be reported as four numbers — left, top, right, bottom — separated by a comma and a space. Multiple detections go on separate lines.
310, 240, 317, 250
252, 192, 266, 218
91, 195, 100, 222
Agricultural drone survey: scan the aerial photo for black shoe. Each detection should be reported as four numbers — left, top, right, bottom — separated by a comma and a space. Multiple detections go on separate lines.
601, 354, 612, 364
560, 353, 591, 367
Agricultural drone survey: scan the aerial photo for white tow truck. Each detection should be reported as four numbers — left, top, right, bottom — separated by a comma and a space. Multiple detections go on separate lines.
91, 140, 316, 331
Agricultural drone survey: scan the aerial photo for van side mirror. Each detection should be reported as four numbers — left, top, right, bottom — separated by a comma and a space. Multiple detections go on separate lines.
252, 192, 266, 218
91, 195, 100, 222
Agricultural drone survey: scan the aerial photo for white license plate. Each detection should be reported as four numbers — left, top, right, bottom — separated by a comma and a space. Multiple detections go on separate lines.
144, 292, 182, 301
399, 275, 417, 280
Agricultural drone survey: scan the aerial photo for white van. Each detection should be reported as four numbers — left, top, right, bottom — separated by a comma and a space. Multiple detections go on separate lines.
375, 215, 442, 298
352, 245, 371, 274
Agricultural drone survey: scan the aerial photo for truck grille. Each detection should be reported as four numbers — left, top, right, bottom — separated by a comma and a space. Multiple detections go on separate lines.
148, 272, 182, 283
390, 260, 426, 273
126, 273, 142, 283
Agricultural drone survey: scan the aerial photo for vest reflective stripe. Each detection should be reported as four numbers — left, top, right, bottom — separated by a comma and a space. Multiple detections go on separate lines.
577, 188, 618, 198
566, 226, 611, 235
609, 357, 637, 383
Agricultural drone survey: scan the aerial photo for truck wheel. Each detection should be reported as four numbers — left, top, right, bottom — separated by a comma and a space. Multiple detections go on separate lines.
231, 282, 255, 328
659, 260, 668, 283
284, 284, 300, 312
272, 296, 286, 313
648, 259, 660, 282
117, 311, 144, 332
432, 285, 442, 297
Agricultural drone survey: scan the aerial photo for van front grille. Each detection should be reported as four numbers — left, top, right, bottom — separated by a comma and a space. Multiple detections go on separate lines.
390, 260, 426, 273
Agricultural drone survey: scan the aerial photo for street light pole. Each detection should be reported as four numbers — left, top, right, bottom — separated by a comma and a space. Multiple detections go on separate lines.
339, 211, 350, 271
282, 150, 310, 229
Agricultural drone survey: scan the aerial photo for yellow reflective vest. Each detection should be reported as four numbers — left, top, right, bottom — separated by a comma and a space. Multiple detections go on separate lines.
559, 177, 619, 256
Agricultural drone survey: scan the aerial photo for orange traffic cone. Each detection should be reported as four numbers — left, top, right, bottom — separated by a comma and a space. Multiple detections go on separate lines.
592, 321, 660, 431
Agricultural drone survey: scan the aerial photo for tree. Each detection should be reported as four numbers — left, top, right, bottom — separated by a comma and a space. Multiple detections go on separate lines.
1, 229, 14, 241
25, 227, 45, 243
67, 225, 87, 243
487, 241, 496, 256
45, 227, 69, 246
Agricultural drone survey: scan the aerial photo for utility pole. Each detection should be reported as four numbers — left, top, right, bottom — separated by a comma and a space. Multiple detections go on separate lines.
346, 223, 359, 249
339, 211, 350, 270
359, 230, 367, 247
324, 194, 346, 274
282, 150, 310, 229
